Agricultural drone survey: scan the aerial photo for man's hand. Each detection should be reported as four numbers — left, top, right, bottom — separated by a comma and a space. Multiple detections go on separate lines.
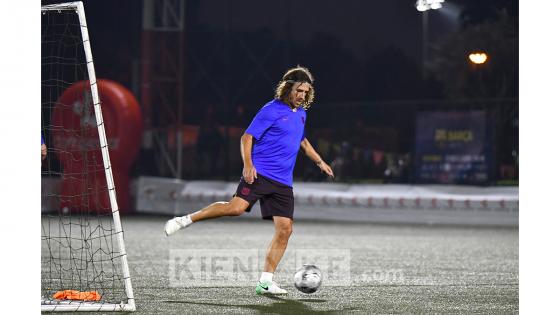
41, 144, 47, 161
317, 161, 334, 178
243, 164, 258, 184
240, 133, 257, 183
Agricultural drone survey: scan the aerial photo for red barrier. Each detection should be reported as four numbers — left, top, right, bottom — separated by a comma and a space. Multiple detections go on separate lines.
52, 79, 142, 214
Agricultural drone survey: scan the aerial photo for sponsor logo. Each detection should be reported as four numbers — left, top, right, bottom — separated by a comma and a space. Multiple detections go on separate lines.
241, 187, 251, 196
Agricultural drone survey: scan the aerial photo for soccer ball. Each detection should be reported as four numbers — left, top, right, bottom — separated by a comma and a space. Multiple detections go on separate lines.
293, 264, 322, 293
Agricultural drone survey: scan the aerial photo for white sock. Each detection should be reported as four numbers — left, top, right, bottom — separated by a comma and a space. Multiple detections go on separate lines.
260, 272, 273, 283
179, 214, 193, 227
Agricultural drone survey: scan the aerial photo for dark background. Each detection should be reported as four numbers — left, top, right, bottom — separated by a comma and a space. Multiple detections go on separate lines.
41, 0, 518, 185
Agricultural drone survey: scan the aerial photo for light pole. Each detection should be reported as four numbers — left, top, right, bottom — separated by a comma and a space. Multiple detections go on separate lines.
468, 51, 489, 97
416, 0, 445, 78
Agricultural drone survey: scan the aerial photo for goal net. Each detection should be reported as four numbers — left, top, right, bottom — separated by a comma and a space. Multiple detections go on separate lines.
41, 2, 135, 312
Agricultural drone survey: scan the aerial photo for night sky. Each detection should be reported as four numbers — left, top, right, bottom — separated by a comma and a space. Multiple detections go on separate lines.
40, 0, 517, 104
194, 0, 461, 63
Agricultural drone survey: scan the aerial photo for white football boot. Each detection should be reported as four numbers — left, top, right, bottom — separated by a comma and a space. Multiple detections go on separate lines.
255, 280, 288, 295
164, 216, 191, 236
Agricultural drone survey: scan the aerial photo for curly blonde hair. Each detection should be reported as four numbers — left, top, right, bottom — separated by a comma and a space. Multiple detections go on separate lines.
274, 66, 315, 110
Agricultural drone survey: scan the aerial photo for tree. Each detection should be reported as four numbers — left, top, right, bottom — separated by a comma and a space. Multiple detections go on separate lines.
431, 10, 518, 100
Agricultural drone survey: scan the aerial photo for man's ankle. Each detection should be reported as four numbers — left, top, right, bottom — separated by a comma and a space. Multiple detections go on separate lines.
179, 214, 192, 227
260, 272, 273, 283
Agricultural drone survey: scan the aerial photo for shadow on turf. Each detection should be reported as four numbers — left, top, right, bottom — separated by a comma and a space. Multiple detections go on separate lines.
165, 296, 357, 314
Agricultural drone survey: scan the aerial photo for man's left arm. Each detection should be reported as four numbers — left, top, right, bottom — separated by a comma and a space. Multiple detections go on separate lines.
300, 138, 334, 178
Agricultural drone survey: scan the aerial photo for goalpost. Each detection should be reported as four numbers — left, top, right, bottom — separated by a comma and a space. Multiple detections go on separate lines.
41, 2, 135, 312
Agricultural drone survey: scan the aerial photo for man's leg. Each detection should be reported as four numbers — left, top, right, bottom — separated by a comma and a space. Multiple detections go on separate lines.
164, 197, 249, 236
256, 216, 292, 295
191, 197, 249, 222
264, 216, 293, 272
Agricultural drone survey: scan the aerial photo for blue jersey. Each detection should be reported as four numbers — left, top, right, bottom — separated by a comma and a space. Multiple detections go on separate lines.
245, 99, 306, 187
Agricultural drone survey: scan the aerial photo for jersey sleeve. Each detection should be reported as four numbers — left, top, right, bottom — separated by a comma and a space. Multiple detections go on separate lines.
245, 105, 277, 140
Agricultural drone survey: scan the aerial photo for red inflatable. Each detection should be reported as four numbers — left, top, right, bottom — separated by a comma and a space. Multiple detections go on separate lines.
52, 79, 142, 214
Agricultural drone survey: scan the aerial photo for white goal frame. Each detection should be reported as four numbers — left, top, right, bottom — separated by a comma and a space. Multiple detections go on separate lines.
41, 1, 136, 312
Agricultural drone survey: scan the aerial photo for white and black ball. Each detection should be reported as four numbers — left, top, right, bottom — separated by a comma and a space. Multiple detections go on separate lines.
294, 264, 322, 294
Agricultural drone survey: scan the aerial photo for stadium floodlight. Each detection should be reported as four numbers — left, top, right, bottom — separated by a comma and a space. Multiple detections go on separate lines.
416, 0, 445, 11
416, 0, 429, 11
430, 2, 443, 9
469, 52, 488, 64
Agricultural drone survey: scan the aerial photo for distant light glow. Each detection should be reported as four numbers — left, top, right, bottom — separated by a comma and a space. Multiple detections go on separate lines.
416, 4, 429, 11
416, 0, 444, 11
430, 2, 442, 9
469, 52, 488, 64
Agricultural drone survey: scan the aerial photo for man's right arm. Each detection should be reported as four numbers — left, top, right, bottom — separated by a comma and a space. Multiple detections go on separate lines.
240, 133, 257, 184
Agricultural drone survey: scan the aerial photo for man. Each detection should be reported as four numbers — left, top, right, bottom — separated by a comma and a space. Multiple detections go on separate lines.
164, 66, 334, 295
41, 134, 47, 160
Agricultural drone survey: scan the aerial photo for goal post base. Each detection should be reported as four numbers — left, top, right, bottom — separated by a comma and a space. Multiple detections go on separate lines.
41, 300, 136, 312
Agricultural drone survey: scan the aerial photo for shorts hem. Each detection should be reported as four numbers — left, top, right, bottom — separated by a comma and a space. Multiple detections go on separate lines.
262, 214, 293, 221
232, 193, 255, 212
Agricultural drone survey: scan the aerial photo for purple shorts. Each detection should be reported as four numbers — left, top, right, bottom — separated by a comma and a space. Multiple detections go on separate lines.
234, 174, 294, 220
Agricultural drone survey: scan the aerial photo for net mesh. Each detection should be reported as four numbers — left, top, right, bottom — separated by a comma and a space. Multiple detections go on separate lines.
41, 6, 128, 307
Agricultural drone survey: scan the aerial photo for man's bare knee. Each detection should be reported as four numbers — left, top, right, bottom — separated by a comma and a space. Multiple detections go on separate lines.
228, 204, 245, 216
275, 222, 292, 240
227, 198, 249, 216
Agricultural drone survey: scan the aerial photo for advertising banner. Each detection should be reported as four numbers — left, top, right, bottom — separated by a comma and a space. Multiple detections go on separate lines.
415, 111, 489, 184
